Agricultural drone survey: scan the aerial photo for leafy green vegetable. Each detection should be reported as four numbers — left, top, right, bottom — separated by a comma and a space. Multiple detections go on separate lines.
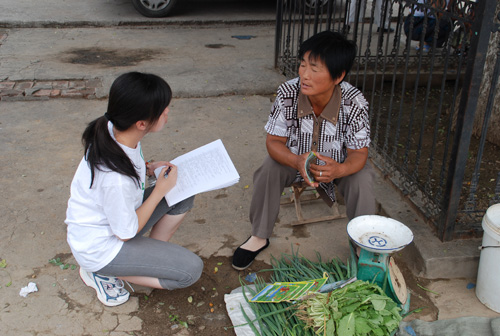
296, 280, 402, 335
49, 257, 77, 271
169, 314, 189, 328
338, 312, 355, 336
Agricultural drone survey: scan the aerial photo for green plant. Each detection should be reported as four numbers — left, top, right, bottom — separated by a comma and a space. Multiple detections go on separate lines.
49, 258, 77, 270
296, 280, 402, 335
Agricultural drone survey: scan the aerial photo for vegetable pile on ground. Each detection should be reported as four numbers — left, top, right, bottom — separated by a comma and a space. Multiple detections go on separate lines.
240, 248, 402, 336
296, 280, 402, 335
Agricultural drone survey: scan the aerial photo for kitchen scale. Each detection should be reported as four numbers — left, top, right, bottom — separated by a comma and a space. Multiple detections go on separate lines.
347, 215, 414, 314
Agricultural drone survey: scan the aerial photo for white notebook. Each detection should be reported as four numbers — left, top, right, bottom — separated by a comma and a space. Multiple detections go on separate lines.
154, 139, 240, 206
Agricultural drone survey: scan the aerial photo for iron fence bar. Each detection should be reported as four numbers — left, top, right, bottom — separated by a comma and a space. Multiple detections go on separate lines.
384, 3, 408, 160
440, 0, 496, 241
372, 4, 396, 147
465, 36, 500, 211
300, 1, 306, 50
382, 5, 406, 157
412, 58, 434, 182
390, 4, 404, 57
325, 0, 334, 30
343, 0, 351, 34
349, 1, 364, 87
413, 13, 449, 183
403, 26, 425, 173
367, 11, 379, 134
284, 0, 300, 77
392, 24, 412, 168
312, 0, 320, 34
425, 13, 454, 197
400, 6, 420, 172
352, 0, 364, 40
381, 0, 389, 31
275, 0, 284, 69
436, 30, 466, 206
370, 45, 384, 148
491, 33, 500, 206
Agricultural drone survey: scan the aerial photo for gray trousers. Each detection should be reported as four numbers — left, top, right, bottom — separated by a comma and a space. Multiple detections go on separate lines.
250, 156, 376, 238
98, 189, 203, 290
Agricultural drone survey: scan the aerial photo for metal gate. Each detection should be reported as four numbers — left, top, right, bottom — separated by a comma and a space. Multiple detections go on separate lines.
275, 0, 500, 241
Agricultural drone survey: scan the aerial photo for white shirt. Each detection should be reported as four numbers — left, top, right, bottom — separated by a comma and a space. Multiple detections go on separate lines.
65, 121, 146, 272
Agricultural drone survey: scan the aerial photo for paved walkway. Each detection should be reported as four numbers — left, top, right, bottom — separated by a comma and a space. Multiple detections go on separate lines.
0, 78, 102, 100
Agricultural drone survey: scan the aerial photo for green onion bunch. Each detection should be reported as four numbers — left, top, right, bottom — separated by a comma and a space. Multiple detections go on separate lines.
269, 249, 355, 284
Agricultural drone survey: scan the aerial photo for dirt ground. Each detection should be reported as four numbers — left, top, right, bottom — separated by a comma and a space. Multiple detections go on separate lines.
133, 255, 438, 336
134, 256, 271, 336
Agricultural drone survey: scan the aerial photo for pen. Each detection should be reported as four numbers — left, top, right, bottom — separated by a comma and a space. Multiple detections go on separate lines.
164, 166, 172, 178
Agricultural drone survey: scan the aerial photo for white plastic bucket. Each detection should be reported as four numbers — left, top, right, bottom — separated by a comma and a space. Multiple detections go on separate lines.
476, 203, 500, 313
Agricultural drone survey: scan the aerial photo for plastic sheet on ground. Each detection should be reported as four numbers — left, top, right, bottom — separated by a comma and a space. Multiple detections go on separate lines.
226, 286, 500, 336
396, 317, 500, 336
225, 286, 261, 336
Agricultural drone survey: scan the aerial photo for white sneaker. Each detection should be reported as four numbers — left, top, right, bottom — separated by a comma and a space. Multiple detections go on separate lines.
79, 268, 130, 307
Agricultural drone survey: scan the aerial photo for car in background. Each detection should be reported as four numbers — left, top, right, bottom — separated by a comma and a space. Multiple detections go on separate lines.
131, 0, 328, 18
301, 0, 329, 13
131, 0, 179, 18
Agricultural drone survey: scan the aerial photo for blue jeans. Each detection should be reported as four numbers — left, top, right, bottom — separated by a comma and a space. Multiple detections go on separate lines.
98, 189, 202, 290
404, 15, 451, 48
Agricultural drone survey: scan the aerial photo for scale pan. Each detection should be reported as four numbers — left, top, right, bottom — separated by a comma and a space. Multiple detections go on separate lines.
347, 215, 413, 253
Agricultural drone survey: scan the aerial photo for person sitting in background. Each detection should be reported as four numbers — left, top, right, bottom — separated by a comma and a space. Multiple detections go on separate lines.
231, 31, 376, 271
404, 0, 452, 52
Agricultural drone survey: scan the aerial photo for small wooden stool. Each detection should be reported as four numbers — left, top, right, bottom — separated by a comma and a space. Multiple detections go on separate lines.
280, 182, 346, 226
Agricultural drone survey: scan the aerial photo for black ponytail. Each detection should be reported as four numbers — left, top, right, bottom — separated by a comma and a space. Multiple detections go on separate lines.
82, 72, 172, 188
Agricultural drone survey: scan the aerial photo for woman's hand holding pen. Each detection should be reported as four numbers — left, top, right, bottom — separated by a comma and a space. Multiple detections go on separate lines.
146, 160, 168, 177
153, 164, 177, 195
145, 160, 177, 196
134, 163, 177, 237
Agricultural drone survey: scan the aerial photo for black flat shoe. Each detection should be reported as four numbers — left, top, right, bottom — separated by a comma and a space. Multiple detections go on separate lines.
232, 238, 270, 271
377, 27, 394, 33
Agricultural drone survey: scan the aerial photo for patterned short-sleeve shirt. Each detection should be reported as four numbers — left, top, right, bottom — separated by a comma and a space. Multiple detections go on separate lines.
264, 77, 370, 204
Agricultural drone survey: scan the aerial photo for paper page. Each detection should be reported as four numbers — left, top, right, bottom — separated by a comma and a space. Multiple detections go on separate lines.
155, 139, 240, 206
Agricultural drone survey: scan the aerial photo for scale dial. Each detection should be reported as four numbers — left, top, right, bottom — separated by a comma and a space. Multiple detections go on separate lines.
388, 257, 408, 304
